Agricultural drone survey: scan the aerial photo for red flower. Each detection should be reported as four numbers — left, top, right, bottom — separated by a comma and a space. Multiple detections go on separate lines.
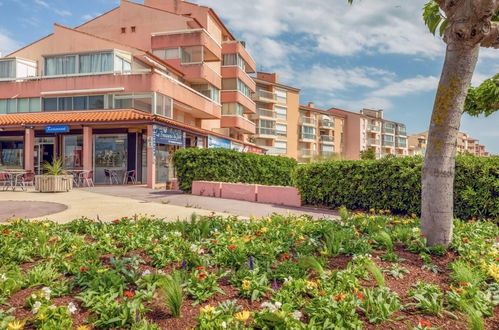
228, 245, 236, 250
354, 292, 364, 299
459, 282, 469, 287
318, 291, 327, 296
112, 219, 120, 223
49, 237, 58, 242
16, 234, 23, 238
211, 239, 218, 243
471, 217, 477, 221
1, 230, 9, 236
196, 267, 205, 270
281, 253, 291, 260
127, 232, 134, 237
419, 234, 426, 238
419, 320, 431, 328
124, 291, 135, 297
80, 266, 89, 272
197, 272, 208, 281
367, 240, 374, 244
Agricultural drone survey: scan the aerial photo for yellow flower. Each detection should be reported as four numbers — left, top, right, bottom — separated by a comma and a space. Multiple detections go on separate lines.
153, 247, 162, 252
487, 264, 499, 281
200, 305, 214, 313
64, 253, 73, 258
71, 245, 78, 250
299, 235, 305, 240
265, 217, 272, 223
234, 311, 250, 322
96, 268, 109, 273
243, 236, 253, 243
319, 250, 328, 255
76, 326, 91, 330
369, 208, 375, 213
260, 251, 268, 255
37, 314, 46, 320
242, 280, 251, 290
7, 320, 26, 330
306, 280, 318, 288
261, 227, 269, 233
392, 220, 401, 224
411, 213, 417, 218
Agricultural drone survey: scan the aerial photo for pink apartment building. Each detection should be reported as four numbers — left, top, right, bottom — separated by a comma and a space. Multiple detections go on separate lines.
0, 0, 264, 188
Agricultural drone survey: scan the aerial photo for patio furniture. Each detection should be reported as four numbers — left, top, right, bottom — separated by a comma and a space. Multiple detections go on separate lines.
125, 170, 137, 184
104, 169, 119, 185
19, 171, 35, 190
80, 170, 94, 187
0, 172, 14, 191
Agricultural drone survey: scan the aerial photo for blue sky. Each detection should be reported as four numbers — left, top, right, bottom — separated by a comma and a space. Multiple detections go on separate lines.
0, 0, 497, 153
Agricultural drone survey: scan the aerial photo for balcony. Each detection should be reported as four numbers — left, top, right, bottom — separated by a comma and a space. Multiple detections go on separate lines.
221, 66, 256, 92
151, 29, 221, 61
300, 133, 316, 141
368, 138, 380, 146
319, 120, 335, 129
383, 127, 395, 134
181, 63, 222, 89
267, 147, 287, 155
300, 117, 317, 126
396, 127, 407, 136
250, 108, 276, 120
299, 149, 316, 158
368, 124, 380, 132
320, 135, 334, 144
222, 41, 257, 73
396, 140, 407, 148
221, 115, 256, 134
251, 89, 277, 103
221, 91, 256, 114
382, 140, 394, 147
255, 127, 277, 138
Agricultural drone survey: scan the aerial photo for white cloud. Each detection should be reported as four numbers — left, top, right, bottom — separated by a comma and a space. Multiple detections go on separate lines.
0, 31, 20, 56
371, 76, 439, 97
81, 13, 102, 22
54, 9, 72, 17
34, 0, 49, 8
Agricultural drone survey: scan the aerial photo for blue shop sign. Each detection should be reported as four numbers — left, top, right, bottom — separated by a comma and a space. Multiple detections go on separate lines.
208, 136, 232, 149
45, 125, 69, 133
153, 125, 184, 146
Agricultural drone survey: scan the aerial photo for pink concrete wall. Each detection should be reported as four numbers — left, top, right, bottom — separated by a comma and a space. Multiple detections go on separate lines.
221, 183, 257, 202
257, 185, 302, 207
220, 116, 256, 134
83, 127, 93, 172
24, 128, 35, 172
146, 124, 155, 189
221, 67, 256, 92
221, 91, 256, 114
192, 181, 222, 197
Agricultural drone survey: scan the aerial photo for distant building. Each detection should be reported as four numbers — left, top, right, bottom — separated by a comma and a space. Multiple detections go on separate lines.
408, 131, 490, 157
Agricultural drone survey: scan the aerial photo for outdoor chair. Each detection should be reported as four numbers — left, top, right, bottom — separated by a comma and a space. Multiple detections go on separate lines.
20, 171, 35, 190
79, 171, 94, 187
0, 172, 13, 191
104, 169, 119, 185
125, 170, 137, 184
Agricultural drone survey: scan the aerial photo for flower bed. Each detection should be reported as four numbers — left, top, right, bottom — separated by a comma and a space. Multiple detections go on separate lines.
0, 212, 498, 329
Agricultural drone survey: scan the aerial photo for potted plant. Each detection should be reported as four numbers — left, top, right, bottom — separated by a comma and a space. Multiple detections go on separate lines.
35, 159, 73, 192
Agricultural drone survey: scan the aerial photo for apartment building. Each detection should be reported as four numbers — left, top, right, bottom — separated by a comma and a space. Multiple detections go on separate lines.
408, 131, 490, 157
250, 72, 301, 159
297, 103, 345, 162
0, 0, 265, 188
327, 108, 408, 160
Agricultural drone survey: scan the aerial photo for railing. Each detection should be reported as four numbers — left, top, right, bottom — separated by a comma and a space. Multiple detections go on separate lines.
368, 125, 380, 132
368, 138, 380, 145
267, 147, 287, 155
396, 141, 407, 148
320, 150, 335, 156
319, 120, 334, 128
252, 89, 277, 101
256, 108, 275, 118
299, 149, 316, 157
383, 127, 395, 134
396, 128, 407, 136
300, 117, 317, 125
300, 133, 316, 140
320, 135, 334, 143
382, 140, 394, 147
256, 127, 276, 136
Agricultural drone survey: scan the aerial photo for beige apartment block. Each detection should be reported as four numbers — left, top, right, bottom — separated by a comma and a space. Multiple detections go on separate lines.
250, 72, 301, 159
408, 131, 490, 157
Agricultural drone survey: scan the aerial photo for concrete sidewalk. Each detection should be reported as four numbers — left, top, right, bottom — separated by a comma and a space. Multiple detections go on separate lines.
79, 185, 339, 220
0, 189, 227, 223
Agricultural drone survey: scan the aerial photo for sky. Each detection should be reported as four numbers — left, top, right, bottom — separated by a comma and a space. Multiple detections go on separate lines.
0, 0, 497, 153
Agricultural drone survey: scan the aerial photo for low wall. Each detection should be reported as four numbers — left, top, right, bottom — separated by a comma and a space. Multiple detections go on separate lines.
191, 181, 301, 207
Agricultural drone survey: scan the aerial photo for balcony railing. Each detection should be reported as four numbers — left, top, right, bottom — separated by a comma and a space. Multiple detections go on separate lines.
368, 138, 380, 145
396, 127, 407, 136
299, 149, 316, 157
383, 140, 394, 147
320, 135, 334, 143
252, 89, 277, 101
300, 117, 317, 125
396, 141, 407, 148
267, 147, 287, 155
368, 125, 380, 132
383, 127, 395, 134
300, 133, 316, 140
256, 127, 276, 136
255, 108, 275, 118
319, 120, 334, 128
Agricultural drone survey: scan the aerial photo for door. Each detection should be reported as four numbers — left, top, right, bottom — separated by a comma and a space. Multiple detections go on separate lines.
34, 137, 55, 174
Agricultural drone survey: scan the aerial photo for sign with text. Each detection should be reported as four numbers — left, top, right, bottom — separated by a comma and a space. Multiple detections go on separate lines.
208, 136, 232, 149
45, 125, 69, 133
153, 125, 184, 146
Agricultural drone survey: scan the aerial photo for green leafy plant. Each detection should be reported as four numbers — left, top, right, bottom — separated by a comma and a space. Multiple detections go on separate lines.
360, 287, 402, 324
185, 269, 225, 305
160, 272, 184, 318
405, 282, 454, 318
383, 264, 410, 279
42, 158, 66, 176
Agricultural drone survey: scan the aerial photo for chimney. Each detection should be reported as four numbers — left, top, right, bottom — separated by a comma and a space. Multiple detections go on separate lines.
256, 72, 278, 83
308, 102, 315, 108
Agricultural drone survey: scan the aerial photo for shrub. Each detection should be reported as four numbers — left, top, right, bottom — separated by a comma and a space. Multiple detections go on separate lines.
293, 155, 498, 220
173, 148, 297, 192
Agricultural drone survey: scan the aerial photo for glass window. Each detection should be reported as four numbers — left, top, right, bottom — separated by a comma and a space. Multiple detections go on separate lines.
133, 94, 153, 113
0, 137, 24, 168
45, 55, 76, 76
79, 53, 113, 74
6, 99, 17, 113
29, 98, 41, 112
0, 100, 6, 114
222, 103, 243, 116
89, 95, 104, 109
275, 105, 287, 120
18, 98, 29, 113
0, 60, 15, 79
93, 134, 128, 184
222, 78, 237, 91
43, 98, 58, 111
276, 123, 287, 137
73, 96, 87, 110
58, 97, 73, 111
153, 48, 180, 60
237, 79, 251, 98
63, 135, 83, 169
181, 46, 203, 64
275, 88, 287, 103
155, 93, 173, 118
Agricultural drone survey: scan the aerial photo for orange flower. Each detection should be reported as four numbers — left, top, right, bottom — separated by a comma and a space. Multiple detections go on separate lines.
419, 234, 426, 238
461, 237, 470, 243
354, 292, 364, 299
112, 219, 120, 223
49, 237, 58, 242
333, 294, 346, 301
80, 266, 89, 272
124, 291, 135, 297
459, 282, 468, 287
280, 253, 291, 260
16, 234, 23, 238
2, 230, 9, 236
127, 232, 134, 237
228, 245, 236, 250
196, 267, 205, 270
197, 272, 208, 281
211, 239, 218, 243
419, 320, 431, 328
367, 240, 374, 244
318, 291, 327, 296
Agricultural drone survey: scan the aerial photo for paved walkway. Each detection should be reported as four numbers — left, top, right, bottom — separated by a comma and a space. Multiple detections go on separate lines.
0, 188, 227, 223
0, 201, 67, 222
79, 185, 339, 220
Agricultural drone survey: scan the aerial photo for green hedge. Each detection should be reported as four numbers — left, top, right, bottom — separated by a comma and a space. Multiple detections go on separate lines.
292, 156, 499, 220
173, 148, 297, 192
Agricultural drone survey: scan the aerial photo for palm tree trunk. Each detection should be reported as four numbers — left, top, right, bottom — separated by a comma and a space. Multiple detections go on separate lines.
421, 43, 480, 247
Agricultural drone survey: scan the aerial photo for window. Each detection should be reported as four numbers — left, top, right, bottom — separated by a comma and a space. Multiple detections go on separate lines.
155, 93, 173, 118
276, 123, 287, 137
0, 137, 24, 168
131, 26, 136, 33
63, 135, 83, 169
181, 46, 203, 64
222, 54, 246, 71
43, 95, 104, 111
0, 60, 15, 79
113, 93, 152, 112
44, 55, 76, 76
273, 141, 287, 154
301, 126, 316, 139
58, 97, 73, 111
79, 53, 113, 74
121, 27, 126, 33
0, 98, 40, 113
275, 105, 287, 120
237, 80, 251, 98
192, 84, 220, 103
321, 145, 334, 153
114, 55, 132, 73
222, 103, 243, 116
275, 88, 287, 103
152, 48, 180, 60
383, 135, 394, 142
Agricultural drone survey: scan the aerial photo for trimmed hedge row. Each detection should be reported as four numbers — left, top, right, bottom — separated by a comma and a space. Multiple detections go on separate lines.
173, 148, 297, 192
292, 156, 499, 220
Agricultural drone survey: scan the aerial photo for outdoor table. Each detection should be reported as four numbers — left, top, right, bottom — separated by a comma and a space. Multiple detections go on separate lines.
66, 170, 86, 187
2, 171, 27, 191
109, 169, 128, 184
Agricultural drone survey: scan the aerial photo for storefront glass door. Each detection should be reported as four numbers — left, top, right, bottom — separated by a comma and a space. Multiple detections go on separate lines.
34, 137, 55, 174
93, 134, 128, 184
